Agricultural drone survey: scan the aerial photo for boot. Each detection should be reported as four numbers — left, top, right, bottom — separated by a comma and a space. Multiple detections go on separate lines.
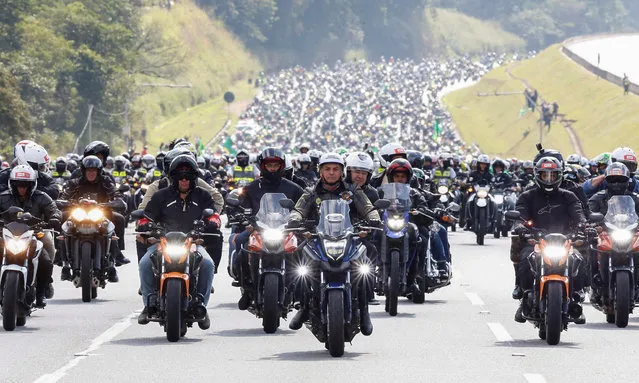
107, 267, 119, 283
512, 264, 522, 299
514, 304, 525, 323
289, 307, 309, 330
115, 251, 131, 266
138, 307, 150, 325
45, 283, 55, 299
360, 306, 373, 336
437, 261, 449, 279
35, 287, 47, 308
61, 266, 72, 281
198, 313, 211, 330
237, 292, 251, 310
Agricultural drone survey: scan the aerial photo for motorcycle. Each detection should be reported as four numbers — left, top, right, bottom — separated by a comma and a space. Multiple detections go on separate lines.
492, 187, 517, 239
131, 208, 219, 342
57, 198, 119, 302
226, 193, 298, 333
0, 207, 50, 330
506, 211, 584, 345
435, 178, 459, 232
467, 183, 494, 245
295, 199, 382, 357
590, 195, 639, 327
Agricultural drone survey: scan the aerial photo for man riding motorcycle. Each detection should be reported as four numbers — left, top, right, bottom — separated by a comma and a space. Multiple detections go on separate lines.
51, 157, 72, 184
287, 152, 379, 335
0, 165, 61, 307
295, 153, 318, 186
370, 142, 407, 187
0, 141, 59, 200
583, 147, 639, 197
512, 156, 587, 324
231, 150, 257, 186
137, 154, 217, 329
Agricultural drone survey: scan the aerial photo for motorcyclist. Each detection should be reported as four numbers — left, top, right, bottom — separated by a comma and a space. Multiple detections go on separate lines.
231, 150, 257, 186
295, 153, 318, 185
51, 157, 72, 184
0, 165, 61, 307
137, 154, 216, 329
230, 148, 305, 309
512, 156, 587, 324
287, 152, 378, 335
283, 156, 309, 189
370, 142, 407, 187
430, 152, 457, 190
464, 154, 493, 229
196, 156, 215, 185
491, 158, 514, 189
516, 160, 535, 188
583, 147, 639, 197
0, 141, 59, 200
587, 162, 639, 305
60, 155, 130, 281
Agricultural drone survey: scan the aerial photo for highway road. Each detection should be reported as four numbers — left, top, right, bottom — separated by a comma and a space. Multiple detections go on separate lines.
2, 226, 638, 383
566, 34, 639, 81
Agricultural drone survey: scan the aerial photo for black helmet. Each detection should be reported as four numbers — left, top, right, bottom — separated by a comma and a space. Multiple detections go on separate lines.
605, 162, 630, 196
168, 154, 199, 189
258, 148, 285, 183
534, 156, 563, 192
492, 158, 507, 172
55, 156, 67, 173
84, 141, 110, 161
114, 155, 127, 171
386, 158, 413, 183
164, 147, 193, 173
155, 151, 166, 170
168, 138, 187, 150
533, 148, 563, 168
67, 159, 78, 173
406, 150, 423, 169
81, 155, 103, 182
236, 149, 250, 167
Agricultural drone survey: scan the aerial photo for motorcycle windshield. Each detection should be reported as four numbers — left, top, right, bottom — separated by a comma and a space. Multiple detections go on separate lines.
605, 195, 638, 230
255, 193, 290, 230
317, 199, 352, 238
380, 183, 411, 212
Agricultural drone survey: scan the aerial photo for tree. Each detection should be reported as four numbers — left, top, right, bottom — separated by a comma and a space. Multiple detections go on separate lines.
0, 66, 32, 157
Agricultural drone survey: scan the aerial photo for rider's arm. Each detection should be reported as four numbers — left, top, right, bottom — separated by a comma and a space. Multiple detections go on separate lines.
290, 190, 314, 223
137, 179, 160, 211
353, 187, 380, 222
196, 178, 224, 213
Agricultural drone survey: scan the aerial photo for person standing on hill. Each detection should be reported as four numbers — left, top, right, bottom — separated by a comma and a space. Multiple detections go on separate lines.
623, 74, 630, 95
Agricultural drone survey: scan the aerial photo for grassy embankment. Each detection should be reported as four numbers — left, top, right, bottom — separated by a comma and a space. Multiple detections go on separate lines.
444, 44, 639, 159
133, 0, 261, 150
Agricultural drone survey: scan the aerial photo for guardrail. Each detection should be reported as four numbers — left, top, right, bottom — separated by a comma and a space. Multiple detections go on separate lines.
561, 34, 639, 95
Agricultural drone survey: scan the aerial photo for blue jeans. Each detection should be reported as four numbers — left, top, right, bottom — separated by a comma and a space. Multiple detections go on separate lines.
229, 229, 250, 276
139, 244, 215, 307
419, 226, 449, 263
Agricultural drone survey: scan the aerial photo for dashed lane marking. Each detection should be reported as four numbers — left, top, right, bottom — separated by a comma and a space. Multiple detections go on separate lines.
464, 292, 485, 305
523, 373, 547, 383
487, 322, 513, 342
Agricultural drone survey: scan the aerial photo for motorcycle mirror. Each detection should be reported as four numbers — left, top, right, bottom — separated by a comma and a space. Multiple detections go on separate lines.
119, 184, 131, 193
3, 206, 24, 216
130, 210, 148, 220
448, 202, 461, 212
504, 211, 521, 221
588, 212, 604, 223
374, 199, 391, 210
201, 208, 215, 219
278, 199, 295, 210
55, 200, 70, 209
226, 197, 240, 207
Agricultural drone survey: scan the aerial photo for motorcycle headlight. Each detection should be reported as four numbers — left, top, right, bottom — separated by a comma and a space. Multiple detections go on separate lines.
324, 239, 347, 259
544, 246, 566, 261
5, 237, 29, 255
387, 217, 406, 231
263, 228, 283, 244
88, 208, 104, 222
494, 195, 504, 204
164, 244, 187, 261
437, 185, 449, 195
71, 208, 88, 221
611, 230, 633, 244
477, 190, 488, 198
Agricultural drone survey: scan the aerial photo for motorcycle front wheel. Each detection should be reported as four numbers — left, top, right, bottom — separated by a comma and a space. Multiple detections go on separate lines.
327, 289, 345, 357
2, 271, 20, 331
545, 282, 563, 345
165, 279, 183, 342
262, 273, 280, 334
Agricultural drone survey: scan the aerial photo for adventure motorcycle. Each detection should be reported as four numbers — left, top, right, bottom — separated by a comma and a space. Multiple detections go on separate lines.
467, 183, 494, 245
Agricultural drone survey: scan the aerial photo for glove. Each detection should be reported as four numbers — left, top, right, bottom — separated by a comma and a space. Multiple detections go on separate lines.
205, 213, 221, 231
368, 219, 382, 228
287, 219, 302, 229
513, 225, 529, 237
138, 223, 153, 233
49, 218, 61, 230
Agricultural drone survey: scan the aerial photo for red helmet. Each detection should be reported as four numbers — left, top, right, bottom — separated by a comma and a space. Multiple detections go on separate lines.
386, 159, 413, 183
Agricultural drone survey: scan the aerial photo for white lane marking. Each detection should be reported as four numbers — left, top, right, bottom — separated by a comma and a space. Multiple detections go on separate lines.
34, 311, 137, 383
487, 322, 513, 342
524, 374, 547, 383
464, 292, 485, 305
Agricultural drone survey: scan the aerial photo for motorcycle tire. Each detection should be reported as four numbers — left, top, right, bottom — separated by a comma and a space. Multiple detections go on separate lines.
2, 271, 20, 331
16, 316, 26, 327
606, 313, 615, 323
327, 289, 345, 357
615, 272, 631, 328
545, 282, 563, 345
81, 243, 92, 303
476, 234, 484, 246
388, 250, 400, 316
165, 278, 182, 342
262, 273, 280, 334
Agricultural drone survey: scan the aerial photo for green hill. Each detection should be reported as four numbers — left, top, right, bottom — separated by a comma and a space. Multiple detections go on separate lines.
132, 0, 261, 150
443, 44, 639, 159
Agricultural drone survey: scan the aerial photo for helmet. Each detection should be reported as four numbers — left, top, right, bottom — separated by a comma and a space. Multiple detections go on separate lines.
168, 138, 187, 150
576, 166, 591, 181
564, 164, 578, 182
1, 161, 9, 170
346, 152, 375, 184
508, 157, 519, 172
533, 149, 563, 167
9, 165, 37, 196
236, 149, 250, 167
477, 154, 490, 166
196, 155, 206, 169
406, 150, 423, 169
413, 168, 427, 188
55, 156, 67, 173
566, 154, 581, 165
67, 159, 78, 173
258, 148, 285, 183
298, 153, 312, 165
380, 143, 406, 166
131, 155, 141, 165
227, 155, 236, 165
15, 142, 50, 173
387, 158, 413, 183
522, 160, 534, 171
611, 147, 638, 173
80, 155, 103, 182
300, 142, 310, 153
155, 151, 166, 170
164, 148, 193, 172
105, 156, 114, 168
593, 152, 611, 174
114, 155, 127, 171
141, 154, 155, 170
319, 152, 345, 168
121, 152, 130, 161
283, 155, 294, 181
83, 141, 110, 160
308, 150, 322, 165
174, 141, 197, 156
491, 158, 507, 172
605, 162, 631, 195
168, 154, 199, 189
534, 157, 563, 192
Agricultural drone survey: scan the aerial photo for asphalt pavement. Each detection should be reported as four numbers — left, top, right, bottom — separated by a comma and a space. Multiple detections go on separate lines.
2, 226, 638, 383
565, 34, 639, 81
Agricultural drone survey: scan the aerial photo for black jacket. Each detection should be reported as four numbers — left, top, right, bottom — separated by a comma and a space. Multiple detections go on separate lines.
0, 190, 62, 222
491, 172, 513, 189
588, 190, 639, 217
524, 178, 590, 216
361, 184, 379, 204
0, 169, 59, 200
61, 175, 126, 212
296, 169, 317, 185
468, 170, 492, 186
144, 186, 214, 233
240, 178, 305, 214
516, 186, 586, 234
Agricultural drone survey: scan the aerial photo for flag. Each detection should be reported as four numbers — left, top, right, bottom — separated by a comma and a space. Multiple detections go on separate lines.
432, 118, 441, 140
196, 138, 205, 155
222, 137, 236, 155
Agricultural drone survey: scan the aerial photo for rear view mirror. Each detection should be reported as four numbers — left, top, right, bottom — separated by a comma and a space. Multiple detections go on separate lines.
374, 199, 391, 210
588, 212, 604, 223
226, 198, 240, 207
55, 200, 70, 209
130, 210, 148, 220
202, 208, 215, 219
447, 202, 460, 212
504, 211, 521, 221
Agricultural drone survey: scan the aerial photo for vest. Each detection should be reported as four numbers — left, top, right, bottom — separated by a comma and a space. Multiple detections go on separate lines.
233, 165, 255, 182
112, 170, 128, 177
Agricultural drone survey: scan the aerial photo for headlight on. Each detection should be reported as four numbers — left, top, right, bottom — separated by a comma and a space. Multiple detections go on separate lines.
164, 244, 187, 261
387, 217, 406, 231
437, 185, 449, 195
611, 230, 633, 244
71, 208, 88, 221
88, 208, 104, 222
324, 239, 347, 258
494, 195, 504, 204
263, 228, 283, 243
544, 246, 566, 261
5, 238, 29, 254
477, 190, 488, 198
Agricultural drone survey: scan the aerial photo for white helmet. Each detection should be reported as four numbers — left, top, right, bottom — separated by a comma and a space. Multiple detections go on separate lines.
141, 154, 155, 170
611, 147, 638, 173
14, 142, 49, 173
346, 152, 375, 175
566, 153, 581, 165
9, 164, 38, 196
477, 154, 490, 165
380, 142, 406, 166
318, 153, 345, 168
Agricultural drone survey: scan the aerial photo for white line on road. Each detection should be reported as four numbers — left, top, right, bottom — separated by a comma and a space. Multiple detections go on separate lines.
464, 292, 485, 305
524, 373, 547, 383
487, 322, 513, 342
34, 311, 137, 383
